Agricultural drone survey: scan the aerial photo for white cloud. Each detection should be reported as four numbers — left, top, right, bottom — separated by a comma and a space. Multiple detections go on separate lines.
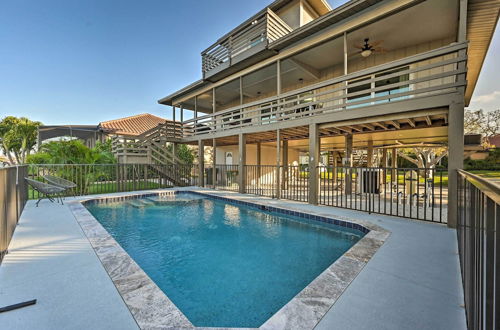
472, 90, 500, 104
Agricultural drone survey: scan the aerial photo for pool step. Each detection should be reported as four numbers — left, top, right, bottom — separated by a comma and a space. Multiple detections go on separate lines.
126, 199, 155, 208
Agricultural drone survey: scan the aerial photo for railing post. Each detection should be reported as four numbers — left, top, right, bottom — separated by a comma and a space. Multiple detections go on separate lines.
309, 123, 319, 205
198, 140, 205, 187
238, 133, 246, 194
276, 130, 281, 199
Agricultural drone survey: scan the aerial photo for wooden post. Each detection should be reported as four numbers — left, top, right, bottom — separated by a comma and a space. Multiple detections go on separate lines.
381, 148, 387, 184
276, 130, 281, 199
257, 142, 261, 187
344, 134, 353, 194
308, 123, 319, 205
367, 140, 373, 167
391, 148, 397, 182
212, 139, 217, 189
333, 152, 338, 182
198, 140, 204, 187
281, 139, 288, 190
447, 100, 465, 228
238, 133, 246, 193
172, 106, 176, 139
180, 106, 184, 138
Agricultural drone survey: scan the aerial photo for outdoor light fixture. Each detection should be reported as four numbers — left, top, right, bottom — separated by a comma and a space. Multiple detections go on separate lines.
361, 49, 372, 57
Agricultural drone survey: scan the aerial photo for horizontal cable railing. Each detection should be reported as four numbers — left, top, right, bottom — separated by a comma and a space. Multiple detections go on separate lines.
187, 42, 467, 138
27, 164, 198, 199
0, 166, 28, 263
457, 170, 499, 330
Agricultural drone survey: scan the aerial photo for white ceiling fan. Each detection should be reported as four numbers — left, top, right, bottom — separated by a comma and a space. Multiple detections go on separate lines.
352, 38, 387, 58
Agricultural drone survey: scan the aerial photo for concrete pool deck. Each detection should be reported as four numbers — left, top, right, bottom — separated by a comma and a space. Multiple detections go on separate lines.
0, 188, 466, 330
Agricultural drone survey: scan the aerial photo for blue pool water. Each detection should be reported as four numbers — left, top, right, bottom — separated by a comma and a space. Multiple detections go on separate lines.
85, 193, 364, 327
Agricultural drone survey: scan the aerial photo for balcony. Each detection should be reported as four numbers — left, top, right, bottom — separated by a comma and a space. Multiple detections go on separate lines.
201, 9, 293, 81
186, 42, 467, 139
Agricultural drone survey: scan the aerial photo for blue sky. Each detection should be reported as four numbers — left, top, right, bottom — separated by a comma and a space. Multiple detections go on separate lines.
0, 0, 498, 125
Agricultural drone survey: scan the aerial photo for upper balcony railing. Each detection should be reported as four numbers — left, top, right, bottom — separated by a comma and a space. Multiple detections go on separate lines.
187, 42, 468, 138
201, 9, 293, 79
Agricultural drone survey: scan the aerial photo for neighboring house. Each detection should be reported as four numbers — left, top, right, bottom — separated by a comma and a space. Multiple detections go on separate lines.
99, 113, 168, 137
37, 113, 170, 148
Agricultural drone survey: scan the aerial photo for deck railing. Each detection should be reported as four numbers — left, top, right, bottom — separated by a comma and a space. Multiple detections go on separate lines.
457, 170, 499, 329
201, 9, 293, 77
189, 42, 467, 138
0, 166, 28, 263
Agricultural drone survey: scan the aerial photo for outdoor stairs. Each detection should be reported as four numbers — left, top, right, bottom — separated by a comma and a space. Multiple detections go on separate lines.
111, 121, 188, 186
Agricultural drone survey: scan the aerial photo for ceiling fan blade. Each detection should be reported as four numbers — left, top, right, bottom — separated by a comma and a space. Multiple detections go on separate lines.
373, 47, 388, 53
371, 40, 383, 47
353, 44, 363, 49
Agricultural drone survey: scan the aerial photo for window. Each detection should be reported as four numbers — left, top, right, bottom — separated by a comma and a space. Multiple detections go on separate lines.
374, 67, 409, 103
347, 76, 371, 109
346, 66, 410, 109
225, 152, 233, 165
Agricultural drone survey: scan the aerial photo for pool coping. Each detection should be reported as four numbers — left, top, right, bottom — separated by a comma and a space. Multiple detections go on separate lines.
67, 188, 390, 330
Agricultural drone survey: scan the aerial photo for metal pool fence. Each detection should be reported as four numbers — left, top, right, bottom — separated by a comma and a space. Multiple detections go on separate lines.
27, 164, 198, 199
457, 170, 499, 330
318, 166, 447, 223
0, 166, 28, 263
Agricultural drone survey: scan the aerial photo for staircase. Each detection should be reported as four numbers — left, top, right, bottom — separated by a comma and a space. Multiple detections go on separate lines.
111, 121, 190, 186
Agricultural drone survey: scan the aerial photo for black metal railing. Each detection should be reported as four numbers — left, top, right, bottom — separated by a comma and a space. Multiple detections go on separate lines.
318, 166, 447, 223
214, 165, 239, 191
1, 166, 28, 263
209, 165, 447, 222
245, 165, 280, 198
27, 164, 198, 199
457, 170, 499, 330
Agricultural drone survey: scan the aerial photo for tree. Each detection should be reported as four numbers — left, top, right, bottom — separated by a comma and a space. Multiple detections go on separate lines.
27, 140, 116, 194
464, 109, 500, 139
0, 116, 41, 164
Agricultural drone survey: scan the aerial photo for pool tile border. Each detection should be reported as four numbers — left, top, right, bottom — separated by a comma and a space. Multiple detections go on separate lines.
69, 189, 390, 330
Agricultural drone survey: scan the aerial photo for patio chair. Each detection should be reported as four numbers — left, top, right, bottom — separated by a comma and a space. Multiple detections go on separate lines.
25, 178, 66, 207
43, 175, 77, 197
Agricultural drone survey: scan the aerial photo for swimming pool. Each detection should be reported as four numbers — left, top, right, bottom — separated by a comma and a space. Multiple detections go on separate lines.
85, 192, 365, 328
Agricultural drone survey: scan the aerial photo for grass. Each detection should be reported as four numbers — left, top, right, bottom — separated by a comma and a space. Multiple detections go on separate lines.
28, 181, 163, 200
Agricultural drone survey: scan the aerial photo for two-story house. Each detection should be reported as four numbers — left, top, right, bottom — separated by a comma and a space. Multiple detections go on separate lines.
157, 0, 499, 227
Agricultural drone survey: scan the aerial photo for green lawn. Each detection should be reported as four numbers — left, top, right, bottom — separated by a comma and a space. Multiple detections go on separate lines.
28, 181, 163, 200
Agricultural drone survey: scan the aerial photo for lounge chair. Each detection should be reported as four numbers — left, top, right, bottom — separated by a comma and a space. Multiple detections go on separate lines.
25, 178, 66, 207
43, 175, 77, 197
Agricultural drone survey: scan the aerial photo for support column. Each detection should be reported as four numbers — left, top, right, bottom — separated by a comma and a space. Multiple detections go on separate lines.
276, 130, 281, 199
238, 133, 246, 194
257, 142, 262, 186
391, 148, 397, 181
447, 100, 465, 228
309, 123, 319, 205
281, 140, 288, 190
367, 140, 373, 167
333, 152, 338, 182
381, 148, 388, 184
198, 140, 204, 187
172, 106, 176, 138
212, 139, 217, 188
344, 134, 353, 194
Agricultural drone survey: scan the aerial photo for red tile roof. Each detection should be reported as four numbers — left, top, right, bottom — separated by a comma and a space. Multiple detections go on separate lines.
99, 113, 169, 136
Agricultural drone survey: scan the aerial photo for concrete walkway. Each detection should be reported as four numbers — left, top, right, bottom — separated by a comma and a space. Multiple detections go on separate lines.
0, 190, 466, 330
0, 200, 138, 330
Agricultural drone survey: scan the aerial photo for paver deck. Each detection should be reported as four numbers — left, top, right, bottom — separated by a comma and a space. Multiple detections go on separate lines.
0, 189, 466, 330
